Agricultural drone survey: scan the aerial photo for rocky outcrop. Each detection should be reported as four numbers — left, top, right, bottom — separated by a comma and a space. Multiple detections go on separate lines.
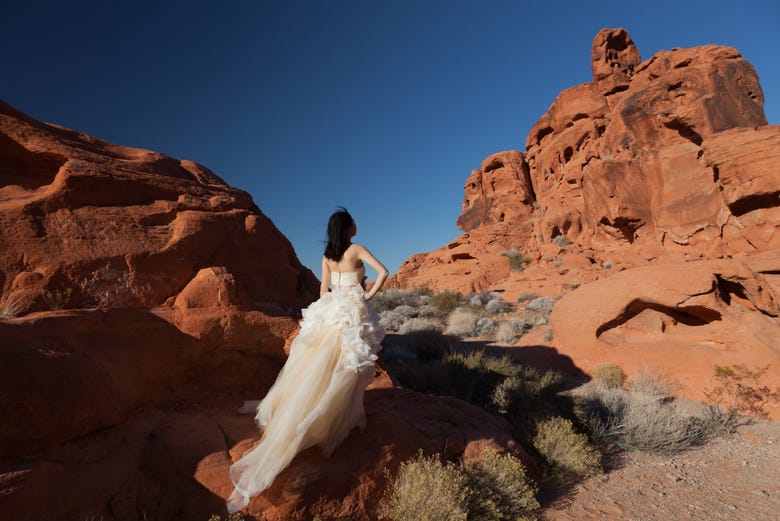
550, 256, 780, 418
0, 101, 543, 520
0, 369, 532, 521
392, 29, 780, 418
0, 100, 319, 316
394, 28, 776, 293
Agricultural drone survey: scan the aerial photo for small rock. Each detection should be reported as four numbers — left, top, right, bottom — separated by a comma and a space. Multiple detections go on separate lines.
751, 490, 770, 498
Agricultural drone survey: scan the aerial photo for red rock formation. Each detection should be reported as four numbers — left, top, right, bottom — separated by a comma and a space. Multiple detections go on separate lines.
458, 150, 535, 231
0, 100, 319, 316
550, 256, 780, 419
591, 28, 642, 96
394, 28, 776, 290
392, 28, 780, 418
0, 100, 543, 520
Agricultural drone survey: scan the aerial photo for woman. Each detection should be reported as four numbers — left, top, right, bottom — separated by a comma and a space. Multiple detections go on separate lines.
227, 208, 389, 513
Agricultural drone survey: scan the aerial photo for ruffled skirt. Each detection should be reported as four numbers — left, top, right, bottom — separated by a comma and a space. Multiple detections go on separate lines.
227, 285, 383, 512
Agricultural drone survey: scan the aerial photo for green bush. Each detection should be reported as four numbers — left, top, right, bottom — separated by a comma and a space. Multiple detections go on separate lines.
532, 417, 601, 480
491, 367, 580, 447
394, 350, 520, 408
439, 351, 519, 407
591, 364, 625, 389
430, 290, 462, 313
463, 447, 539, 521
379, 451, 470, 521
500, 248, 532, 271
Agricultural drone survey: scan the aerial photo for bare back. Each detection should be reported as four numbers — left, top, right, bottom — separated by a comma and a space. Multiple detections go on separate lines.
324, 243, 365, 273
320, 243, 389, 298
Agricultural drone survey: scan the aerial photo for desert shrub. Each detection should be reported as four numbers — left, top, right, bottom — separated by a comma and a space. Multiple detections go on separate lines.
417, 304, 440, 318
533, 417, 601, 480
582, 383, 708, 454
208, 514, 244, 521
379, 451, 470, 521
372, 289, 421, 313
446, 308, 479, 337
525, 296, 556, 312
439, 351, 519, 406
628, 366, 674, 399
0, 291, 26, 319
494, 319, 529, 344
704, 364, 780, 430
542, 329, 553, 342
404, 330, 453, 362
517, 293, 538, 303
501, 247, 532, 271
591, 364, 625, 389
43, 288, 72, 310
475, 317, 497, 337
485, 298, 511, 315
380, 448, 541, 521
468, 291, 502, 306
491, 367, 576, 446
380, 305, 417, 331
463, 447, 540, 521
398, 317, 439, 335
553, 234, 572, 247
430, 290, 461, 313
532, 315, 549, 328
395, 350, 522, 408
379, 311, 405, 331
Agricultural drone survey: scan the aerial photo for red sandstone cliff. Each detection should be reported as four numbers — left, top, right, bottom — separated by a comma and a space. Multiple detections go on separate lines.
392, 28, 780, 418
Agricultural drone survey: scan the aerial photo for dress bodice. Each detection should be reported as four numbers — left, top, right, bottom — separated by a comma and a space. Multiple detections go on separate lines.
330, 266, 364, 290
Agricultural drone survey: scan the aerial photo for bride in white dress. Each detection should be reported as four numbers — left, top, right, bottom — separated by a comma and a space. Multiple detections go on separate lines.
227, 208, 389, 513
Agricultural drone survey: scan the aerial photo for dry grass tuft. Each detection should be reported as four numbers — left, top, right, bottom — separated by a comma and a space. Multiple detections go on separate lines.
591, 364, 626, 389
532, 417, 602, 480
581, 382, 709, 455
379, 451, 470, 521
463, 447, 540, 521
445, 308, 479, 337
628, 366, 675, 399
379, 448, 540, 521
430, 290, 462, 313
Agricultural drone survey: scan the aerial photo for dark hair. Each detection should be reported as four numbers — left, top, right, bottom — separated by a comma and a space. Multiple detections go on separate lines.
324, 207, 355, 261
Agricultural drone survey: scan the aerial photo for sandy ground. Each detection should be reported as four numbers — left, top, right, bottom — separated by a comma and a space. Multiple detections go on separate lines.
541, 419, 780, 521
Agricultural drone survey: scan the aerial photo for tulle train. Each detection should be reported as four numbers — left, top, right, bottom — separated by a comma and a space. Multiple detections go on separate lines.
227, 286, 383, 512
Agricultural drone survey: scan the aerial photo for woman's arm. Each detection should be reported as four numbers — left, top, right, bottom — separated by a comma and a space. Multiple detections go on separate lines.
356, 245, 389, 300
320, 256, 331, 297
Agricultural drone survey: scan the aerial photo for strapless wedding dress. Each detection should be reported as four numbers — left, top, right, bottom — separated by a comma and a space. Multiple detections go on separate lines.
227, 269, 384, 513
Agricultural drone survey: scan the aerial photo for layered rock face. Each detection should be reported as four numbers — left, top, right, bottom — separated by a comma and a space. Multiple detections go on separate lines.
395, 28, 776, 293
0, 100, 319, 315
393, 29, 780, 417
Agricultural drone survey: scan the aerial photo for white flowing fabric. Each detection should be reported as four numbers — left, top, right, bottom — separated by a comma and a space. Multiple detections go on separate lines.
227, 270, 383, 513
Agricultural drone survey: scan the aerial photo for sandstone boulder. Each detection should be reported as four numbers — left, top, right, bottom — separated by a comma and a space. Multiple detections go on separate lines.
550, 258, 780, 418
0, 100, 318, 316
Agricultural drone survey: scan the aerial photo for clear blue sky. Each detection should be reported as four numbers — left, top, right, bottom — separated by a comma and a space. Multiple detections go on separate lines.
3, 1, 778, 277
